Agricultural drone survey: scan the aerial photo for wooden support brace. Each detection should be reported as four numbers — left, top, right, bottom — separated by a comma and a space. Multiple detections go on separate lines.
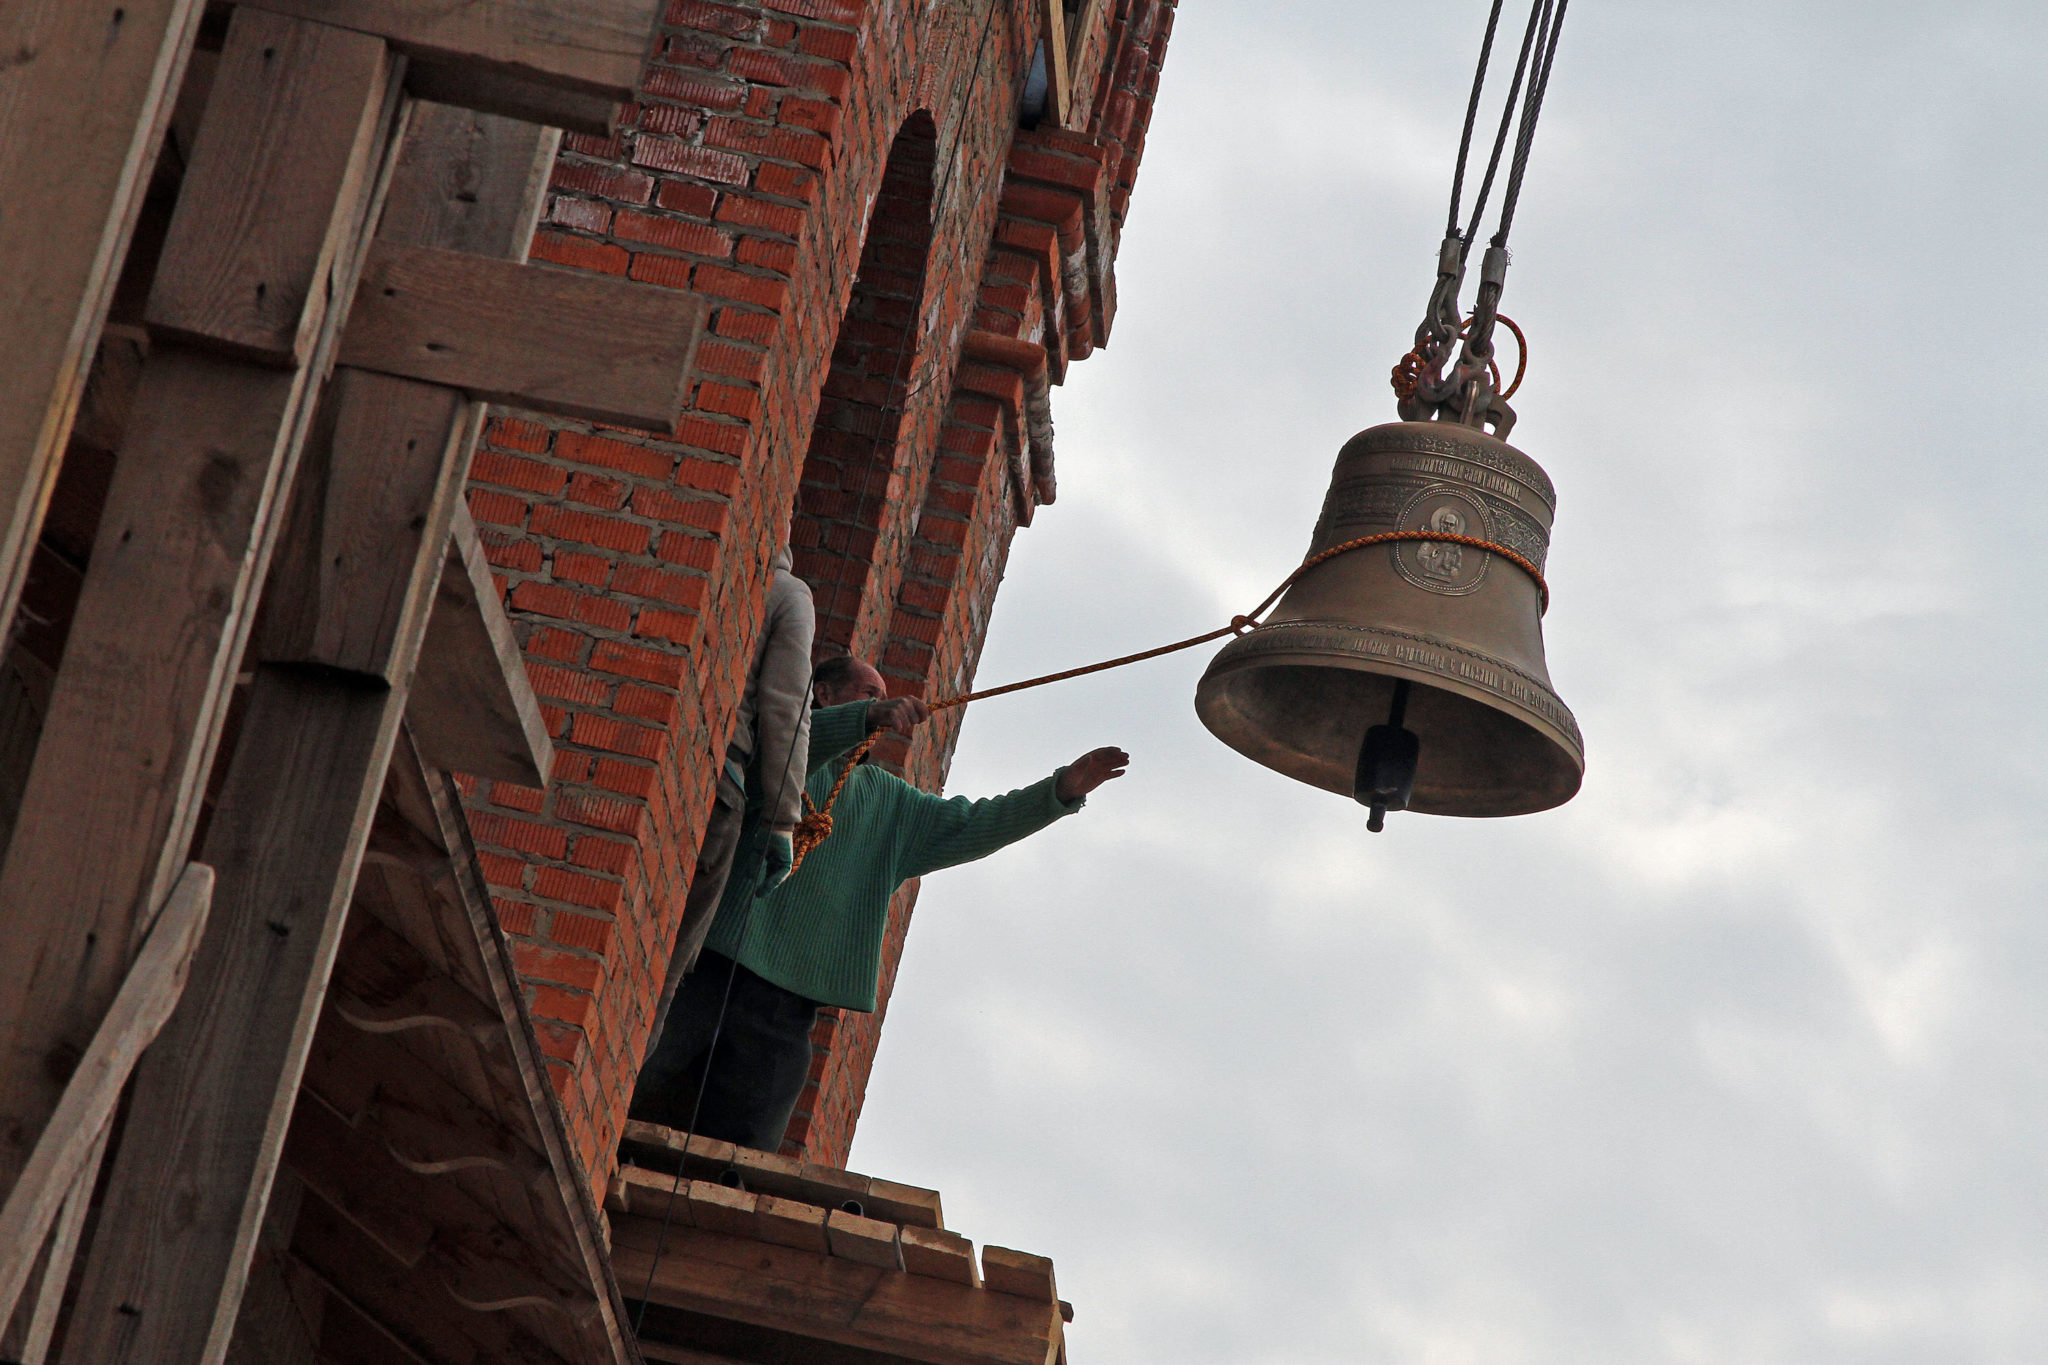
408, 501, 555, 786
0, 863, 213, 1329
57, 105, 587, 1365
610, 1216, 1066, 1365
0, 0, 206, 632
340, 239, 706, 428
405, 63, 619, 138
1039, 0, 1072, 129
144, 10, 398, 364
11, 1124, 110, 1365
239, 0, 661, 101
0, 7, 401, 1217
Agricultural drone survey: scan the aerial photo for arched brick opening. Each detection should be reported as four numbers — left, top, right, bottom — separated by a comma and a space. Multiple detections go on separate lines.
790, 114, 939, 655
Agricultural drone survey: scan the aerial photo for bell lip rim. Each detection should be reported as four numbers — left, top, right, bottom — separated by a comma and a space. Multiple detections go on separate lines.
1193, 654, 1587, 818
1200, 629, 1585, 764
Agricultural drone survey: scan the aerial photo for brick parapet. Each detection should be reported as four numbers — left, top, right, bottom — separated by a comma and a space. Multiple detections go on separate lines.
456, 0, 1176, 1193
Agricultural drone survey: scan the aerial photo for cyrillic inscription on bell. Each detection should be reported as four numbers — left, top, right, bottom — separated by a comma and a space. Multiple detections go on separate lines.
1195, 420, 1583, 817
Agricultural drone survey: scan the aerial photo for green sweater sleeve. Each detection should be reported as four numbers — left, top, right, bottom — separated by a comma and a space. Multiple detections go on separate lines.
899, 772, 1083, 879
806, 701, 871, 775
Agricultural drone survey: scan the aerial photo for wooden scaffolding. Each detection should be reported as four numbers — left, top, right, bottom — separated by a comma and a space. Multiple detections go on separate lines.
0, 1, 700, 1359
0, 3, 1092, 1362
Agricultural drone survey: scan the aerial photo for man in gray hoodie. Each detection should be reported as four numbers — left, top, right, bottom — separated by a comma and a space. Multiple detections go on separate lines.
652, 541, 815, 1029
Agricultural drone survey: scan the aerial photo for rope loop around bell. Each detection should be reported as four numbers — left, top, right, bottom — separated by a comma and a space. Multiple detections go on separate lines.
781, 529, 1550, 871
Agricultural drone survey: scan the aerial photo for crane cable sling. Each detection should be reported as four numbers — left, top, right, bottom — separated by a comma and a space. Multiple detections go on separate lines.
1393, 0, 1569, 395
789, 528, 1550, 868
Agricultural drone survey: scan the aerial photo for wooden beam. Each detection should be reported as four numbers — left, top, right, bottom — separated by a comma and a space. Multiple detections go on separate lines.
0, 0, 206, 634
378, 104, 560, 267
408, 501, 555, 786
382, 734, 641, 1365
340, 238, 706, 427
0, 13, 400, 1218
12, 1125, 109, 1365
0, 863, 214, 1326
406, 64, 618, 138
144, 9, 395, 364
610, 1217, 1065, 1365
258, 371, 475, 677
59, 334, 473, 1365
221, 1172, 323, 1365
619, 1122, 946, 1229
1039, 0, 1071, 129
239, 0, 660, 99
56, 102, 591, 1365
61, 669, 425, 1365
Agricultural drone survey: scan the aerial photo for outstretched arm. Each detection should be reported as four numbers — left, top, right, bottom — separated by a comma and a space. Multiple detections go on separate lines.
903, 745, 1130, 878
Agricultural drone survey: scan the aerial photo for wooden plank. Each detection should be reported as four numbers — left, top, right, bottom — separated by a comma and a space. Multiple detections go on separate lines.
636, 1342, 756, 1365
379, 102, 558, 260
618, 1123, 945, 1228
1039, 0, 1072, 129
287, 1191, 551, 1365
386, 737, 639, 1365
340, 238, 705, 427
59, 671, 413, 1365
144, 9, 393, 364
610, 1218, 1063, 1365
0, 0, 205, 634
406, 64, 617, 138
285, 1094, 438, 1267
61, 90, 505, 1356
408, 500, 555, 786
311, 1003, 552, 1183
0, 862, 213, 1326
239, 0, 660, 100
260, 370, 473, 676
0, 33, 401, 1203
221, 1173, 323, 1365
13, 1123, 110, 1365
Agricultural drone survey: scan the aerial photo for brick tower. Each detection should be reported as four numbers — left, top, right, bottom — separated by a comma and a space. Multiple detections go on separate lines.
458, 0, 1179, 1192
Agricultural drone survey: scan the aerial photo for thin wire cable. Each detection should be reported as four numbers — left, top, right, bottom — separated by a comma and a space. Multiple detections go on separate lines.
631, 0, 1012, 1326
1445, 0, 1508, 238
1463, 0, 1546, 249
1491, 0, 1569, 249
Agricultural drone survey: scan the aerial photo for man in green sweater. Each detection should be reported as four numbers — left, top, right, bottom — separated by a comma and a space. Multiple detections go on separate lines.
629, 656, 1129, 1150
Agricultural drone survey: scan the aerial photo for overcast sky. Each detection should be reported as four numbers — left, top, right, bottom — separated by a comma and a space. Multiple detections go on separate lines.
849, 4, 2048, 1362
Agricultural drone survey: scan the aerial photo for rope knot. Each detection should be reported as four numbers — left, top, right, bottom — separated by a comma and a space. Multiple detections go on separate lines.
1229, 615, 1259, 635
790, 806, 833, 870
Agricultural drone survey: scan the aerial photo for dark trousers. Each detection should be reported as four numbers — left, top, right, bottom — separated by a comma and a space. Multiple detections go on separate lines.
627, 951, 818, 1152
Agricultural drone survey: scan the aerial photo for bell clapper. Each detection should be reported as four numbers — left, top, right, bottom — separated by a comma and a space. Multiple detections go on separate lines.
1355, 679, 1421, 833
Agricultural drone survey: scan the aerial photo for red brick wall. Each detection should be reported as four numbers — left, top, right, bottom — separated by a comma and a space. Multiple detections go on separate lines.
458, 0, 1177, 1194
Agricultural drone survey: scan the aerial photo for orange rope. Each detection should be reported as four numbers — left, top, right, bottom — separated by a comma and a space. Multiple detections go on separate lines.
788, 528, 1548, 868
1389, 314, 1526, 402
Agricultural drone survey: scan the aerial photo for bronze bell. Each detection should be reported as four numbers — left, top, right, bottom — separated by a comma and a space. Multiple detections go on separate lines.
1195, 419, 1582, 818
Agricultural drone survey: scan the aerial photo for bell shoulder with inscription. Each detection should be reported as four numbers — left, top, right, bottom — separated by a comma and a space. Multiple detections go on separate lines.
1195, 420, 1583, 817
